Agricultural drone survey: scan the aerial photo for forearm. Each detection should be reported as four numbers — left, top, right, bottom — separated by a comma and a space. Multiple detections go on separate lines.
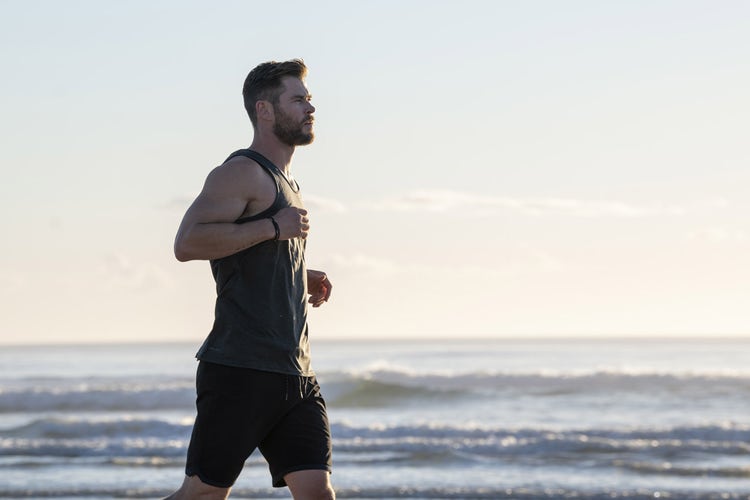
174, 219, 275, 261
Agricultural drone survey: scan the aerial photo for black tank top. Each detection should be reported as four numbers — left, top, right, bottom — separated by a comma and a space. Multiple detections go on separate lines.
195, 149, 312, 376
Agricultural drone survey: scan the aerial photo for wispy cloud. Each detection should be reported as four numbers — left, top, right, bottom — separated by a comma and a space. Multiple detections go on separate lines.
322, 247, 565, 277
98, 253, 172, 292
0, 271, 29, 296
161, 194, 347, 214
687, 227, 749, 243
162, 189, 696, 219
365, 190, 685, 217
325, 253, 401, 274
304, 194, 347, 213
160, 195, 194, 212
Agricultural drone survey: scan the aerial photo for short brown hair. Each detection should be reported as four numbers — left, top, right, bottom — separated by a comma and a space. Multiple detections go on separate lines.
242, 59, 308, 127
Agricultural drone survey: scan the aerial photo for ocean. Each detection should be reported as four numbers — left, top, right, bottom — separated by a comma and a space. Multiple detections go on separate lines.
1, 338, 749, 499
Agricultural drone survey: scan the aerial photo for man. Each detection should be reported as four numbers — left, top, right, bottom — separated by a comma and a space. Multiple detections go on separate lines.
167, 59, 335, 500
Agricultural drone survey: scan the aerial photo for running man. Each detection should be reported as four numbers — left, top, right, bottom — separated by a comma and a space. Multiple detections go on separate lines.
166, 59, 335, 500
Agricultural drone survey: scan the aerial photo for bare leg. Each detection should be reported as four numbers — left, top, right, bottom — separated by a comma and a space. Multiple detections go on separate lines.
284, 470, 335, 500
164, 475, 231, 500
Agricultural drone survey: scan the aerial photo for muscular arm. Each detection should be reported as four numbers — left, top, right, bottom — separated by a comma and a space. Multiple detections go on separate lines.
174, 159, 310, 262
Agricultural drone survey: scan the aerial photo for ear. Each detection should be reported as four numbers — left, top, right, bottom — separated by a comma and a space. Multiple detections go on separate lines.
256, 100, 274, 123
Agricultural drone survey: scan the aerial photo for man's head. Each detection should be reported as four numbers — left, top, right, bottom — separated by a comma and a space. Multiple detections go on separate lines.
243, 59, 309, 128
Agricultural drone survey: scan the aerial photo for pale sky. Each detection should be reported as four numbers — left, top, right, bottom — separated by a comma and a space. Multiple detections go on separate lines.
1, 0, 748, 344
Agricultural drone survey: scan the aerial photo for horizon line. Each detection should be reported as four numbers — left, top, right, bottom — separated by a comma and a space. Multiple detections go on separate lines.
2, 334, 750, 348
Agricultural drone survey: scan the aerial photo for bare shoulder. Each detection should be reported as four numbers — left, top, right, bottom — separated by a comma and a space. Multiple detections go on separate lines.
198, 155, 276, 219
205, 155, 269, 194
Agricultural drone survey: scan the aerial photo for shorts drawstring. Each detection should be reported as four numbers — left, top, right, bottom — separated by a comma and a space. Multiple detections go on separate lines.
284, 374, 307, 401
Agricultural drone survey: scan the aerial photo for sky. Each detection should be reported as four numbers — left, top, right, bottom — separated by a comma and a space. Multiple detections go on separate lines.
1, 0, 748, 344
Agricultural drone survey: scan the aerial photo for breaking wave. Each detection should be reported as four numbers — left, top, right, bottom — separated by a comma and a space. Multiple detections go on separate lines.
2, 368, 749, 413
2, 414, 749, 478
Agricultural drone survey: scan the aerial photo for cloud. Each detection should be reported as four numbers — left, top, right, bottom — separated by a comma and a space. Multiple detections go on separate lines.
160, 195, 194, 212
162, 189, 693, 219
161, 194, 347, 214
0, 271, 29, 296
322, 247, 564, 278
98, 253, 173, 292
324, 253, 401, 275
687, 227, 749, 243
304, 194, 347, 213
365, 190, 685, 217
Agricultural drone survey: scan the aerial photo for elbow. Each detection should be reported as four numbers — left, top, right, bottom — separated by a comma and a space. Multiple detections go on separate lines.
174, 248, 191, 262
173, 234, 193, 262
174, 246, 190, 262
174, 244, 195, 262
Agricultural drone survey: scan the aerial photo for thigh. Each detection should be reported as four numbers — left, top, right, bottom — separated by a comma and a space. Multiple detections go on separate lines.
259, 377, 333, 487
186, 362, 287, 488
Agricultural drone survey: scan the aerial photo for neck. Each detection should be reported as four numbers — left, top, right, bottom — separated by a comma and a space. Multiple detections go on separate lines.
249, 134, 295, 176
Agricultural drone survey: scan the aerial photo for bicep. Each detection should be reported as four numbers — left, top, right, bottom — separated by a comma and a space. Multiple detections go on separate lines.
181, 192, 246, 228
178, 167, 249, 232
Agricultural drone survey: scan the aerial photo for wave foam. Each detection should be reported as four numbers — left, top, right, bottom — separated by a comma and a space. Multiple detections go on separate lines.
2, 369, 749, 413
3, 415, 749, 479
0, 486, 747, 499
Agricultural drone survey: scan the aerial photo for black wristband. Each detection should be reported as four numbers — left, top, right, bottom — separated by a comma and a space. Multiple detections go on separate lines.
269, 216, 280, 241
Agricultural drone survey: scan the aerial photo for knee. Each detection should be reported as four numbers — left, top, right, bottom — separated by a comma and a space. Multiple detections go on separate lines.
286, 470, 335, 500
291, 482, 335, 500
321, 485, 336, 500
309, 485, 336, 500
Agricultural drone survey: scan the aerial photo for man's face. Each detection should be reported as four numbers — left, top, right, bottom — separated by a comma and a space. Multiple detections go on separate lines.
272, 76, 315, 146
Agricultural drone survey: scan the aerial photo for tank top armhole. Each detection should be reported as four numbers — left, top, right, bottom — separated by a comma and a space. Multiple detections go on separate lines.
228, 149, 283, 224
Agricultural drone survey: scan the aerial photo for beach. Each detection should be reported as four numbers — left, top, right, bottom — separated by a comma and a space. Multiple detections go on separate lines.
1, 338, 750, 499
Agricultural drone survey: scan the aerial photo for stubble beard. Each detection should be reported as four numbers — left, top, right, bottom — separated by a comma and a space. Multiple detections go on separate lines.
273, 108, 314, 146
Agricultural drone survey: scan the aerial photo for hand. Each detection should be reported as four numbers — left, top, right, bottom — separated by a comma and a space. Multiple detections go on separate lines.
273, 207, 309, 240
307, 269, 332, 308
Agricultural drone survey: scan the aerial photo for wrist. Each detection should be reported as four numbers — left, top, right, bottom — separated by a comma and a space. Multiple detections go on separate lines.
268, 217, 280, 241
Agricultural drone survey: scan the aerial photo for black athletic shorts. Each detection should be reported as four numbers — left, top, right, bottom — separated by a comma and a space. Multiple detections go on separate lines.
185, 361, 332, 488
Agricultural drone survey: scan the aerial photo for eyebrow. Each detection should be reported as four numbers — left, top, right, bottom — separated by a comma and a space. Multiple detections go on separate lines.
291, 93, 312, 100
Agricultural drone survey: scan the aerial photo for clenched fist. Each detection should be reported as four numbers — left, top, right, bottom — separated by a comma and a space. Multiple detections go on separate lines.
272, 207, 309, 240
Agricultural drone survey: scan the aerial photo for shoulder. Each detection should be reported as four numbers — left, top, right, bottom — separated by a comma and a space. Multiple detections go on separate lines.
209, 155, 265, 183
203, 155, 274, 194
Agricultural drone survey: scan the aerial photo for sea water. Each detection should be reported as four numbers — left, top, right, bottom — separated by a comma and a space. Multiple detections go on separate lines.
1, 338, 750, 499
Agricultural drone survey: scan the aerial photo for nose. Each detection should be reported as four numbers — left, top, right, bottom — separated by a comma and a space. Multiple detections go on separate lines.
306, 102, 315, 114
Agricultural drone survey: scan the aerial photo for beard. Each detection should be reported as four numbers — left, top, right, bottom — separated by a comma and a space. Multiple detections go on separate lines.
273, 107, 314, 146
